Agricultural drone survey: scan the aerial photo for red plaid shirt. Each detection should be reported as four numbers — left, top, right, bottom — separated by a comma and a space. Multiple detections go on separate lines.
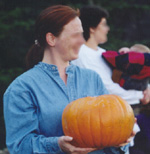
102, 51, 150, 90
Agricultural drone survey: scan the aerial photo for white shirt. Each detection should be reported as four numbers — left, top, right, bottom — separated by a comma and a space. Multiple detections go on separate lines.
72, 44, 143, 105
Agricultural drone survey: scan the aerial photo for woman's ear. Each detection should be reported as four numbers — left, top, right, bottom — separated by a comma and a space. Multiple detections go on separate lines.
89, 27, 95, 33
46, 32, 56, 47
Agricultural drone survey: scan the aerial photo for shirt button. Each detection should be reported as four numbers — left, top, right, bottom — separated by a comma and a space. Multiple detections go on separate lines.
52, 66, 56, 70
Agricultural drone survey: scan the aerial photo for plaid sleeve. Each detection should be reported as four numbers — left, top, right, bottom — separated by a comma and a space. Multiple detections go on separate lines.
102, 51, 150, 80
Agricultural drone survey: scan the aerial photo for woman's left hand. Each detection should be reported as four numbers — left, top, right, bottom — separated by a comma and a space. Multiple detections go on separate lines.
115, 118, 137, 147
115, 130, 136, 147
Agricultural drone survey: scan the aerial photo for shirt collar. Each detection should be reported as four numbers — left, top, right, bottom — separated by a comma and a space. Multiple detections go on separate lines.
36, 62, 75, 73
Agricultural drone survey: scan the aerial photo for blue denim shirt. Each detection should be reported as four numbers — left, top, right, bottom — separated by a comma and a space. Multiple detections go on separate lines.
3, 62, 128, 154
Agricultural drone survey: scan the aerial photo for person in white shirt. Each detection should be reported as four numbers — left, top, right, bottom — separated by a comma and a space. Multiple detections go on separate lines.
72, 5, 150, 106
72, 5, 150, 154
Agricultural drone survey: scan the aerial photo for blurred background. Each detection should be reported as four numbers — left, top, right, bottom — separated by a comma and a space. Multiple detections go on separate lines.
0, 0, 150, 151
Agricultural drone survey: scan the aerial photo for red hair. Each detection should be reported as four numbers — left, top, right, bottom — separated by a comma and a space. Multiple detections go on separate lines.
26, 5, 79, 70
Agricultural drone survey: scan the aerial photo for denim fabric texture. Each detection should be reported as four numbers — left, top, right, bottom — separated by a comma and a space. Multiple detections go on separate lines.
3, 62, 127, 154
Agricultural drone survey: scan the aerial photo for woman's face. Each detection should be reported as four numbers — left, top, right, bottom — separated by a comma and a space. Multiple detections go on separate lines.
55, 17, 85, 62
92, 18, 110, 44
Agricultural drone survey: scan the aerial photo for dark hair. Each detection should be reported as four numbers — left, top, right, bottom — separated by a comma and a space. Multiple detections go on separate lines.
26, 5, 79, 70
80, 5, 109, 41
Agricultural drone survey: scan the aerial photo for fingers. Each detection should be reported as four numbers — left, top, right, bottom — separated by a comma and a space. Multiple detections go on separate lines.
66, 146, 96, 154
62, 136, 73, 142
70, 147, 96, 154
115, 130, 136, 148
115, 139, 130, 147
126, 130, 136, 143
115, 137, 131, 147
115, 142, 129, 147
58, 136, 96, 154
140, 97, 150, 105
134, 117, 137, 123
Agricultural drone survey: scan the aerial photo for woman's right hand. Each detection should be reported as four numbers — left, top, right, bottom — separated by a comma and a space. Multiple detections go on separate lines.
58, 136, 96, 154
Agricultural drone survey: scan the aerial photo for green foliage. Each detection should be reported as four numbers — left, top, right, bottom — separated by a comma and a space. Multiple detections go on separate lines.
0, 7, 36, 68
0, 68, 24, 84
0, 7, 34, 39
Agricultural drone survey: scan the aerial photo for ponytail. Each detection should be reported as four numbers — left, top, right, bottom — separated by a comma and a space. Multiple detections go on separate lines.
25, 44, 43, 70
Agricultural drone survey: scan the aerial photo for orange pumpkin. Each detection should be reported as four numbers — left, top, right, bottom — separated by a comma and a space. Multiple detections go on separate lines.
62, 94, 135, 149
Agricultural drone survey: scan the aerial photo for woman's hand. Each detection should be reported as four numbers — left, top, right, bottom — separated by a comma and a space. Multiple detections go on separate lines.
58, 136, 96, 154
140, 88, 150, 105
115, 130, 136, 147
115, 118, 137, 147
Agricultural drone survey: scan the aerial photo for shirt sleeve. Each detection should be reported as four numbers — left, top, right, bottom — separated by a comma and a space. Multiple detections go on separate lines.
3, 91, 63, 154
96, 73, 109, 95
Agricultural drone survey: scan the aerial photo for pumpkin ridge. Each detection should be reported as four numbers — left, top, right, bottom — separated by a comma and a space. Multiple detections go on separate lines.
102, 97, 112, 147
67, 103, 75, 141
119, 100, 127, 144
99, 101, 102, 148
91, 99, 102, 148
83, 98, 95, 147
119, 97, 131, 144
76, 100, 89, 147
103, 97, 113, 147
114, 97, 124, 145
118, 97, 134, 143
114, 95, 131, 145
72, 100, 86, 147
75, 104, 86, 147
99, 99, 104, 148
62, 104, 71, 137
89, 105, 95, 147
108, 98, 113, 147
104, 96, 112, 146
105, 95, 122, 146
111, 96, 118, 146
101, 99, 108, 147
107, 97, 113, 146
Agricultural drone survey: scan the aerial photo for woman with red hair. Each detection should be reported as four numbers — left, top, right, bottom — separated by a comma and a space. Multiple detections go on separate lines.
4, 5, 132, 154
